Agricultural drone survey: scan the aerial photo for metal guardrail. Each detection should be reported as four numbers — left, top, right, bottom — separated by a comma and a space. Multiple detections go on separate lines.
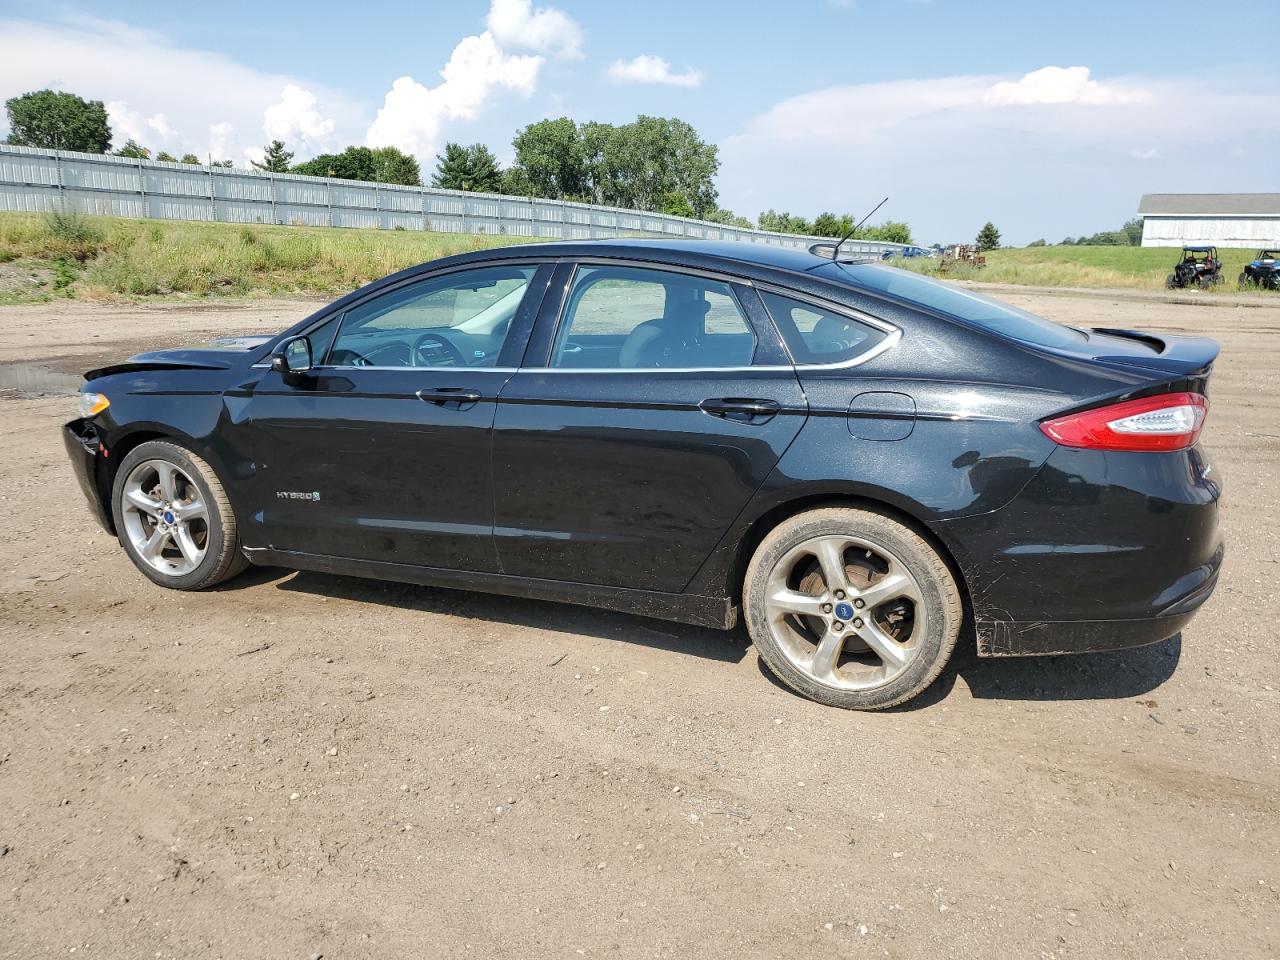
0, 144, 907, 257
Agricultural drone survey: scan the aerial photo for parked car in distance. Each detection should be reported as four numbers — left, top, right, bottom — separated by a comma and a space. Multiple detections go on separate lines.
880, 245, 935, 260
1239, 249, 1280, 290
1166, 245, 1223, 289
64, 239, 1223, 710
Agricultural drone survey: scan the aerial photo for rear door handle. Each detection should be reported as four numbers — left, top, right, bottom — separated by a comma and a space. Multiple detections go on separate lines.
417, 386, 482, 409
699, 397, 781, 424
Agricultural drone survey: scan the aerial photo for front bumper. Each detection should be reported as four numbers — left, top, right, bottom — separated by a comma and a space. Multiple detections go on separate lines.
63, 418, 113, 533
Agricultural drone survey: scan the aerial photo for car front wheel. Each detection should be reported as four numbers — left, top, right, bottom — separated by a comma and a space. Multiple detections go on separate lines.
744, 507, 963, 710
110, 440, 248, 590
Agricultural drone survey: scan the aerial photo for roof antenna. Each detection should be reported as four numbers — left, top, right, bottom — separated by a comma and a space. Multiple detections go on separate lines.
830, 197, 889, 261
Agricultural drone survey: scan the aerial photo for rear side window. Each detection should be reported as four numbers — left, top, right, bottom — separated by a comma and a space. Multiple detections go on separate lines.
838, 264, 1085, 348
759, 291, 887, 365
551, 265, 756, 369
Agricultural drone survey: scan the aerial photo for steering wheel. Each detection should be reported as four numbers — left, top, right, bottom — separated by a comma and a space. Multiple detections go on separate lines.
413, 332, 467, 368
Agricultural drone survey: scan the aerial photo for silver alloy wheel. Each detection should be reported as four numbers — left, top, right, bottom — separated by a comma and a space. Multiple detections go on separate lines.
763, 534, 926, 691
119, 458, 210, 577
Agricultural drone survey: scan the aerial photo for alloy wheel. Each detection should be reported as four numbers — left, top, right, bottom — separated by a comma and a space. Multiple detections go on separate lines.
762, 534, 926, 691
119, 459, 210, 576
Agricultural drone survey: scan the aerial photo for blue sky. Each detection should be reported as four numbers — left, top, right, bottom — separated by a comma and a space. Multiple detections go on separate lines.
1, 0, 1276, 244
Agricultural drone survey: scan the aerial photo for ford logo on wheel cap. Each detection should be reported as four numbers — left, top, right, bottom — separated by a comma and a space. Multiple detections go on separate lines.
163, 510, 175, 524
834, 601, 855, 621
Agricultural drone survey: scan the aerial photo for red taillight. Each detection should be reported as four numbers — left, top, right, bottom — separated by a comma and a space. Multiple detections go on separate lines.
1040, 392, 1207, 452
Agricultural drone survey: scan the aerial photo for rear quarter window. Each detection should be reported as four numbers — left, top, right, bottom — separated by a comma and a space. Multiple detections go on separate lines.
758, 291, 887, 365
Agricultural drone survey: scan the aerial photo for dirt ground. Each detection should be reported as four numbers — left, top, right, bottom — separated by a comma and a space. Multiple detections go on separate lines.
0, 288, 1276, 959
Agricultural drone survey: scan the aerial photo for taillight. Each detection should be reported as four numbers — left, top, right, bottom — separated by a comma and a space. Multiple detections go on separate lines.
1040, 392, 1207, 451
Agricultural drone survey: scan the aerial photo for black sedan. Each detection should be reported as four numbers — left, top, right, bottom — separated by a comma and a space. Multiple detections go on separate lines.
63, 239, 1223, 710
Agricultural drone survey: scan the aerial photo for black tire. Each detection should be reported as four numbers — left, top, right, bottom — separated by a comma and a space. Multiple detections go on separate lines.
1165, 274, 1178, 289
110, 440, 249, 590
1239, 272, 1251, 289
743, 507, 963, 710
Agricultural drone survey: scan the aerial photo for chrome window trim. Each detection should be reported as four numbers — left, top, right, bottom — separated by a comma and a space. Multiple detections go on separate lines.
251, 363, 520, 373
511, 327, 901, 375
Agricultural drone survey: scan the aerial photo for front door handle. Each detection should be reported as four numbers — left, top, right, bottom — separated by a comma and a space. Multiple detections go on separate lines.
417, 386, 482, 410
699, 397, 781, 424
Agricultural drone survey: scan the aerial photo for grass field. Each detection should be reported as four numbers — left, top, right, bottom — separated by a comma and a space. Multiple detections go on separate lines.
1, 211, 1273, 303
0, 212, 539, 303
894, 243, 1270, 292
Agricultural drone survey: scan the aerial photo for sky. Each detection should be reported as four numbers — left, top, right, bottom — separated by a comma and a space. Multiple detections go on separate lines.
0, 0, 1276, 245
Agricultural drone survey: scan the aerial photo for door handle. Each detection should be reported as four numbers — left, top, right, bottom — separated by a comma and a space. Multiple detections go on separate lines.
417, 386, 482, 409
699, 397, 781, 424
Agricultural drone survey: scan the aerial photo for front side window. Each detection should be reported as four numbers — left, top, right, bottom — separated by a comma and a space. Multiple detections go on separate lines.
550, 265, 755, 369
759, 291, 887, 365
327, 265, 537, 368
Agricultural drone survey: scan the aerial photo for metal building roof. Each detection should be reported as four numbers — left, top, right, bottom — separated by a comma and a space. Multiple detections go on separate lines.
1139, 194, 1280, 216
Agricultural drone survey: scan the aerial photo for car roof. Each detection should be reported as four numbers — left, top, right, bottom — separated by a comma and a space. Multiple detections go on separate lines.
1183, 245, 1216, 252
450, 237, 834, 274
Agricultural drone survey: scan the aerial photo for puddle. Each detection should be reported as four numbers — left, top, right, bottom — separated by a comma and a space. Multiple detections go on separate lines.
0, 362, 82, 396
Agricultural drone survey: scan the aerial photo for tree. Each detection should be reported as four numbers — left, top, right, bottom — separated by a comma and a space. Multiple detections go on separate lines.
758, 210, 812, 235
431, 143, 502, 192
661, 191, 694, 218
500, 165, 534, 197
252, 139, 294, 173
371, 146, 421, 186
4, 89, 112, 153
510, 118, 584, 200
1122, 217, 1143, 245
180, 153, 200, 165
976, 222, 1001, 251
292, 146, 375, 181
114, 139, 150, 159
704, 207, 754, 229
1027, 238, 1047, 247
156, 151, 176, 162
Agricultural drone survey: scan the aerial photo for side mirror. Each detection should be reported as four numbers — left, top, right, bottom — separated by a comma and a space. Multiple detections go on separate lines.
272, 336, 313, 376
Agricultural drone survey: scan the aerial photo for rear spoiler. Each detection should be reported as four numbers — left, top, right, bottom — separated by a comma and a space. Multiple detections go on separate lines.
1089, 327, 1220, 375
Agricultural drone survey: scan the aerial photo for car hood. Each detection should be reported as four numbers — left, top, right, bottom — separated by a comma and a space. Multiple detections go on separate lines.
84, 335, 273, 381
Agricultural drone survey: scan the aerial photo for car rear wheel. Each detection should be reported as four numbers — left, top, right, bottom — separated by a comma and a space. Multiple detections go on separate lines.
744, 507, 962, 710
111, 440, 248, 590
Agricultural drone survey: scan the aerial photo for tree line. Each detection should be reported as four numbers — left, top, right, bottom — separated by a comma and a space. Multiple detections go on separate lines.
4, 88, 914, 239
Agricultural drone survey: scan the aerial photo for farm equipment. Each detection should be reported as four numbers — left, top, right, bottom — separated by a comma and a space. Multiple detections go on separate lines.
937, 244, 986, 273
1165, 246, 1223, 289
1239, 249, 1280, 290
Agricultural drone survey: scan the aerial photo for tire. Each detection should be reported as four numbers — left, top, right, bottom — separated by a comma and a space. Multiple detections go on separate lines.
1239, 272, 1251, 289
743, 507, 963, 710
1165, 274, 1178, 289
110, 439, 249, 590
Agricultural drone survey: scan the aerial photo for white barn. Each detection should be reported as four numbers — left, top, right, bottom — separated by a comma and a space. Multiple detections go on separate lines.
1139, 194, 1280, 249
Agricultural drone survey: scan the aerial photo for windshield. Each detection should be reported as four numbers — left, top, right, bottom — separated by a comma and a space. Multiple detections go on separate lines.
831, 263, 1086, 348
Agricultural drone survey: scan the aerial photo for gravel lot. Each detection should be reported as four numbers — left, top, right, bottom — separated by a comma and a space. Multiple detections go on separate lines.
0, 289, 1276, 959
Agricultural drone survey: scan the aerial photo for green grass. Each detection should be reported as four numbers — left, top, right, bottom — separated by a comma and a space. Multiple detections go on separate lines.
0, 212, 540, 303
891, 244, 1270, 293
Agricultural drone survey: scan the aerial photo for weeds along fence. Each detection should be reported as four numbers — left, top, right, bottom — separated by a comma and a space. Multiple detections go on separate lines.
0, 145, 906, 257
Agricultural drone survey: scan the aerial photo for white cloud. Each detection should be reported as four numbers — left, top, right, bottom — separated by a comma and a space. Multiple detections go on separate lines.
106, 100, 180, 151
364, 0, 582, 166
364, 32, 541, 162
1130, 147, 1160, 160
262, 84, 336, 156
607, 55, 703, 89
0, 16, 362, 164
986, 65, 1148, 106
485, 0, 584, 60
